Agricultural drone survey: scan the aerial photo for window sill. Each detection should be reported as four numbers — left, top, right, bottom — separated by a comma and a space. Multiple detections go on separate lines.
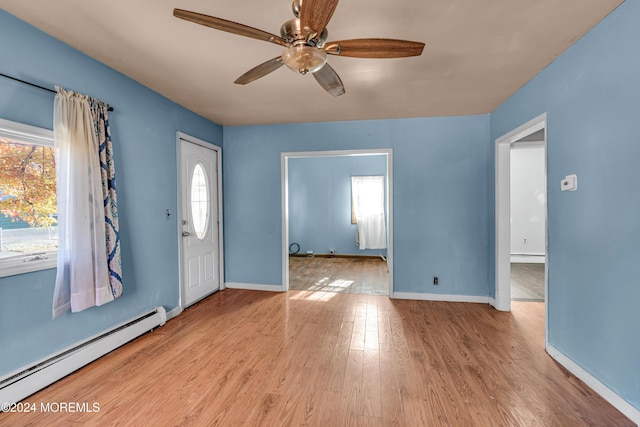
0, 255, 57, 278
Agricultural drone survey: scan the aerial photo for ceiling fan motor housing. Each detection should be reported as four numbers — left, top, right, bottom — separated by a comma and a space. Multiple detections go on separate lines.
280, 18, 327, 48
172, 0, 424, 94
280, 13, 329, 75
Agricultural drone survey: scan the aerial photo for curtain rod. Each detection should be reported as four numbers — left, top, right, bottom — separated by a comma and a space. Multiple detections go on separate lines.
0, 72, 114, 112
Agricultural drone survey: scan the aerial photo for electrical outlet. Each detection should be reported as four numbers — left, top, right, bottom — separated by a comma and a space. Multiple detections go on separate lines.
433, 276, 439, 285
523, 237, 528, 245
561, 174, 577, 191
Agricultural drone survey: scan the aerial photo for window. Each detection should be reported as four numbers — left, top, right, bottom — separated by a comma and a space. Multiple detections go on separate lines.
351, 175, 387, 250
0, 118, 57, 277
351, 175, 385, 224
190, 162, 209, 239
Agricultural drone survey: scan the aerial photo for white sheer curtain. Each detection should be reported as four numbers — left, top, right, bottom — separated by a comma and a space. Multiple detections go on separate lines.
351, 175, 387, 250
52, 87, 114, 318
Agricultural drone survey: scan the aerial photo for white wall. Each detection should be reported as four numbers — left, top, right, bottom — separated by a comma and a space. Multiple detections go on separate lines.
510, 143, 545, 255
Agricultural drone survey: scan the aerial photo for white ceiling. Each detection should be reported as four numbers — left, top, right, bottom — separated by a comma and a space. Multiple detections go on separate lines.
0, 0, 623, 126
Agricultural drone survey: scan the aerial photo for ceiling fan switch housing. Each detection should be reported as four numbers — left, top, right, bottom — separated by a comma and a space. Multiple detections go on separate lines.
281, 46, 327, 74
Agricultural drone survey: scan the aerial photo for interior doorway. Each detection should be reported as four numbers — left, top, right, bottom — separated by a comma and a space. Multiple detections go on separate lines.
281, 149, 394, 296
494, 113, 548, 322
510, 131, 546, 302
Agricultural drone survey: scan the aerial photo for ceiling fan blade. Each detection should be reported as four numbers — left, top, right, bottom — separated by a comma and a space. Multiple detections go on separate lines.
234, 57, 285, 85
173, 9, 288, 47
313, 63, 345, 97
324, 38, 425, 58
299, 0, 340, 37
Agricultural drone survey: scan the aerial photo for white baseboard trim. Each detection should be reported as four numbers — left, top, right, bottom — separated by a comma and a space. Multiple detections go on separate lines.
511, 254, 546, 263
488, 297, 511, 312
166, 306, 182, 321
0, 307, 165, 406
225, 282, 284, 292
547, 344, 640, 424
392, 292, 490, 304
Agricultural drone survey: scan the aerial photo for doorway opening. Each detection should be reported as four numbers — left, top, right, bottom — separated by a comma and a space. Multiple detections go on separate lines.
510, 130, 546, 302
494, 113, 548, 345
281, 149, 393, 296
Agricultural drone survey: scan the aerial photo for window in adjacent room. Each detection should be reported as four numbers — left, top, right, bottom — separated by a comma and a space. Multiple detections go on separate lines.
351, 175, 387, 250
351, 175, 385, 224
0, 118, 57, 277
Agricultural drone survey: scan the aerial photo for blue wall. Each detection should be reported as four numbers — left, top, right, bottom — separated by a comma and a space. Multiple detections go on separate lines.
223, 115, 490, 293
5, 0, 635, 414
490, 1, 640, 410
288, 155, 387, 256
0, 11, 222, 376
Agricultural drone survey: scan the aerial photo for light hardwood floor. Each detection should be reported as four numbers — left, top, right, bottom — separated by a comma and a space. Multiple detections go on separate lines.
511, 262, 545, 302
289, 256, 388, 295
0, 290, 632, 426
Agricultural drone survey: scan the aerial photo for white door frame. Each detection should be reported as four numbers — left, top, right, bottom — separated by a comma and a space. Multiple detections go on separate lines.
176, 132, 224, 312
494, 113, 548, 344
281, 149, 394, 296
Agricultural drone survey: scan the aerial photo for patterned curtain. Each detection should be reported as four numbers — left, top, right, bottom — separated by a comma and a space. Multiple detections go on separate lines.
91, 99, 123, 300
52, 87, 122, 318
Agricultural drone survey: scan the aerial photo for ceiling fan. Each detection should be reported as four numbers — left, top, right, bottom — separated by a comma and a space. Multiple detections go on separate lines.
173, 0, 425, 96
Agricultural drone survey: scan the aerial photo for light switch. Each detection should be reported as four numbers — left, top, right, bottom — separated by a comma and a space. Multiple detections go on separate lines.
561, 174, 577, 191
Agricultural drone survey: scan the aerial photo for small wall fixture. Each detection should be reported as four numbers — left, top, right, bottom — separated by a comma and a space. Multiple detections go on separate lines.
561, 174, 577, 191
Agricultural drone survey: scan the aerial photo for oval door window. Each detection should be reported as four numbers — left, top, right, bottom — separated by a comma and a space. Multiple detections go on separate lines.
191, 163, 209, 239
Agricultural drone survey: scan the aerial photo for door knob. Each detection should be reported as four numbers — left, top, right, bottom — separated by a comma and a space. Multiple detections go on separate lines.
182, 231, 191, 237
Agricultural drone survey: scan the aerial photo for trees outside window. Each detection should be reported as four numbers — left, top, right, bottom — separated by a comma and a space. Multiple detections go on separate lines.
0, 119, 57, 275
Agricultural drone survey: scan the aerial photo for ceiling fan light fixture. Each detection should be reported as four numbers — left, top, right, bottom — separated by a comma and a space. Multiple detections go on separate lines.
174, 2, 425, 96
281, 45, 327, 75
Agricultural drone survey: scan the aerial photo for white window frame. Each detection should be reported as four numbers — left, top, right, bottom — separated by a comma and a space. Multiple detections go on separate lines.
0, 118, 57, 277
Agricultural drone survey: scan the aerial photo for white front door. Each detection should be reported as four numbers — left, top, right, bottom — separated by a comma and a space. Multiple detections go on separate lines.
179, 137, 220, 307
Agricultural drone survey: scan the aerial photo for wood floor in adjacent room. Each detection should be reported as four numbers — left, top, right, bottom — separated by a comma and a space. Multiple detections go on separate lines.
289, 256, 389, 295
511, 262, 546, 302
0, 290, 632, 426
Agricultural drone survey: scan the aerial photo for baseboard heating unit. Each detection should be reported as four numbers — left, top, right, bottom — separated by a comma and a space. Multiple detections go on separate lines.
0, 306, 166, 406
